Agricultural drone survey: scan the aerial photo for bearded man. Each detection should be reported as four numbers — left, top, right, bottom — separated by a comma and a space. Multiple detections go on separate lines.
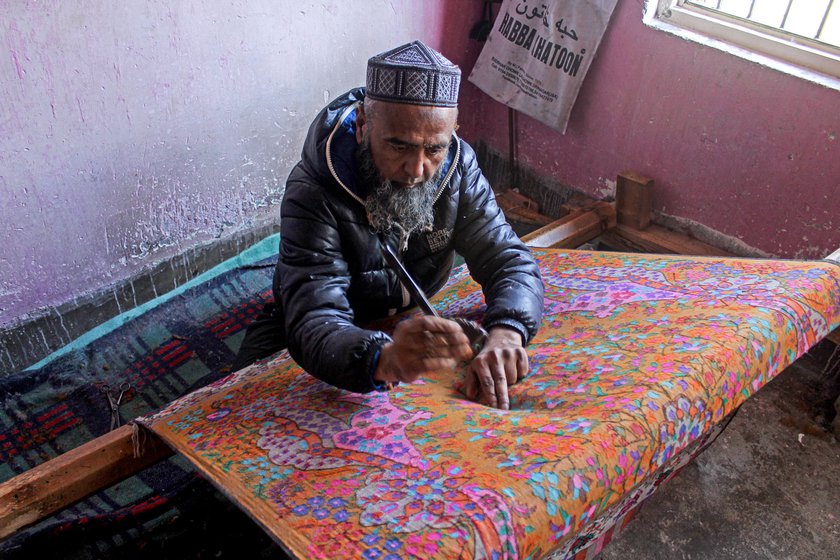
233, 41, 544, 410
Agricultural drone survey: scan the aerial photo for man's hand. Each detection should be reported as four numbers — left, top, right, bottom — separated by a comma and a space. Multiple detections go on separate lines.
464, 326, 528, 410
374, 316, 473, 387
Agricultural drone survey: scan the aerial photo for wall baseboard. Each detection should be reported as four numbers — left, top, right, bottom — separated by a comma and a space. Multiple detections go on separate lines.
473, 141, 579, 219
474, 141, 768, 259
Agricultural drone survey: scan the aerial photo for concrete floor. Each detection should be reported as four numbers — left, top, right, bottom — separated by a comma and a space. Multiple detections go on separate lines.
599, 341, 840, 560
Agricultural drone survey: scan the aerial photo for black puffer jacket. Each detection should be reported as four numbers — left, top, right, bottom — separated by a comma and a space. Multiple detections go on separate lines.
276, 88, 544, 393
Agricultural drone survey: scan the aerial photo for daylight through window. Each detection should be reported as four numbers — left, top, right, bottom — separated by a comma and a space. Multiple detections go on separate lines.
648, 0, 840, 85
686, 0, 840, 48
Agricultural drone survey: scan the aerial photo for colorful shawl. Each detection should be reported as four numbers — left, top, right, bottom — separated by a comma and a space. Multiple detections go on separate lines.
138, 249, 840, 559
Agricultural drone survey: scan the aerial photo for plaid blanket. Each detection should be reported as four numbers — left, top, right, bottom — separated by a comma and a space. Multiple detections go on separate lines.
0, 235, 281, 557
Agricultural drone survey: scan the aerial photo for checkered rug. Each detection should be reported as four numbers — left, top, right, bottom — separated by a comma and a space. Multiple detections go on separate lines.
0, 235, 282, 558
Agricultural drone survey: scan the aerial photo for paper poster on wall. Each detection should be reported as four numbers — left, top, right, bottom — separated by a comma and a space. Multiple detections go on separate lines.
468, 0, 618, 134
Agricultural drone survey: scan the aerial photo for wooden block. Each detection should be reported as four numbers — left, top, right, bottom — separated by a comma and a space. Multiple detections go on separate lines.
615, 171, 653, 231
827, 328, 840, 346
0, 423, 173, 539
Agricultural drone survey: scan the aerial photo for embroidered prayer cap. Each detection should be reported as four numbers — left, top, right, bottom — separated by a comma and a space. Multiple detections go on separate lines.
366, 40, 461, 108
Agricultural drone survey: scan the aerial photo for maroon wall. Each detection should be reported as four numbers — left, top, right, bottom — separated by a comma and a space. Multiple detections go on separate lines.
435, 1, 839, 259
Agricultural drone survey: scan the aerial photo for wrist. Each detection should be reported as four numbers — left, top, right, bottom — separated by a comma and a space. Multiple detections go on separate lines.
487, 326, 524, 347
484, 319, 528, 346
373, 342, 395, 384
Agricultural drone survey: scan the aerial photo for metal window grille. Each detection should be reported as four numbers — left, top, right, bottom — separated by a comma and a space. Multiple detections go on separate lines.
685, 0, 840, 47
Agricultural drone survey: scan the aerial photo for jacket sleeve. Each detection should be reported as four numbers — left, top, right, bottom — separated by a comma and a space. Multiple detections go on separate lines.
275, 177, 390, 393
453, 141, 544, 344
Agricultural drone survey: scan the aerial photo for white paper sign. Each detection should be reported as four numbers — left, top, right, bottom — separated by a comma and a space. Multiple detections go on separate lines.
469, 0, 618, 134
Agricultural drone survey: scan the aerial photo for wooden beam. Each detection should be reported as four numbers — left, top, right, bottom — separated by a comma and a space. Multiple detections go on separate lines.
599, 223, 735, 257
610, 169, 729, 256
495, 188, 540, 212
502, 205, 556, 227
615, 171, 653, 230
523, 202, 616, 249
0, 423, 173, 540
496, 189, 556, 227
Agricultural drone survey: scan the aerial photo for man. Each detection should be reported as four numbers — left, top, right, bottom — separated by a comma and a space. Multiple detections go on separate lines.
234, 40, 544, 410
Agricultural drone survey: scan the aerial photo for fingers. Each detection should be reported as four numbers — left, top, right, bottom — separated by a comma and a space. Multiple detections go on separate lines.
465, 359, 510, 410
410, 355, 459, 376
464, 346, 530, 410
393, 316, 473, 362
480, 361, 510, 410
396, 315, 468, 337
515, 350, 529, 384
376, 317, 475, 386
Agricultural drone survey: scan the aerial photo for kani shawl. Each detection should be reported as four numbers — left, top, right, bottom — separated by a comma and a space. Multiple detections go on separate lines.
138, 249, 840, 559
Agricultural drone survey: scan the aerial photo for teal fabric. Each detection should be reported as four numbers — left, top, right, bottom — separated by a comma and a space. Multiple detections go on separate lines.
26, 234, 280, 371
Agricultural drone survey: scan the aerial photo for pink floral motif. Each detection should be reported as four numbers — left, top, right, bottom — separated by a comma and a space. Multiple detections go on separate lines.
256, 391, 431, 471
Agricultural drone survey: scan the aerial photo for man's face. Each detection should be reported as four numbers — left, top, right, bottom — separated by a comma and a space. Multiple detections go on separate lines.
355, 100, 458, 189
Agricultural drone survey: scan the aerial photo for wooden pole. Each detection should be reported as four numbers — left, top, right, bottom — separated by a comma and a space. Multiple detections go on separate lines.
0, 424, 172, 540
599, 223, 737, 257
522, 201, 616, 249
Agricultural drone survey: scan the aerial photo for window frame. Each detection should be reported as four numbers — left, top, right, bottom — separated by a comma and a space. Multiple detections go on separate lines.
644, 0, 840, 89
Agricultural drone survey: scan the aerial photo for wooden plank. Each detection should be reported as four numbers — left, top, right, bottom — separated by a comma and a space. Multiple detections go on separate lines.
495, 188, 540, 212
523, 202, 616, 249
615, 171, 653, 230
496, 189, 557, 227
0, 423, 173, 540
599, 223, 736, 257
502, 205, 556, 227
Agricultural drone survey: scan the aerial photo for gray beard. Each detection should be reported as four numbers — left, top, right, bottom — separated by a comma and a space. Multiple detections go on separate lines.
356, 139, 441, 240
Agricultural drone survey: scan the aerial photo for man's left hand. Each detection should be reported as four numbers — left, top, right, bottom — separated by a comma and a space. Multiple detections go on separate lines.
463, 326, 528, 410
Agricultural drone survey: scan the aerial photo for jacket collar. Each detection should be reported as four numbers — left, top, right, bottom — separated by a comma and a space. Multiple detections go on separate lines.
325, 102, 460, 206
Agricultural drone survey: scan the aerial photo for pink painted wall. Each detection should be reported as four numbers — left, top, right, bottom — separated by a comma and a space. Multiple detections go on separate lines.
438, 1, 840, 259
0, 1, 447, 328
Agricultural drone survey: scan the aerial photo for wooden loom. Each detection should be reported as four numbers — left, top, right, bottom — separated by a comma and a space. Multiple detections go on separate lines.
2, 171, 838, 550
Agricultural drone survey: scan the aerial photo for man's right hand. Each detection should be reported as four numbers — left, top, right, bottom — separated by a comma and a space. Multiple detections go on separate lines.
373, 316, 473, 386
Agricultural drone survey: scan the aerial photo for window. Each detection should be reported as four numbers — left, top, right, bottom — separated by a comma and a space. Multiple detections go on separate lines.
646, 0, 840, 87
